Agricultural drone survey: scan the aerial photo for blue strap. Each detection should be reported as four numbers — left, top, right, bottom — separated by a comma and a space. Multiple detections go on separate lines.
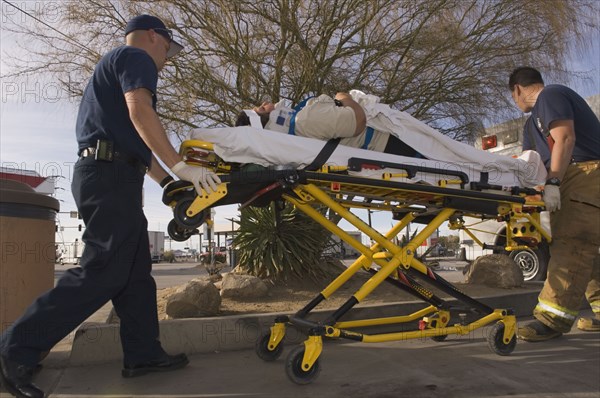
294, 96, 314, 112
289, 113, 298, 135
361, 127, 374, 149
288, 96, 315, 135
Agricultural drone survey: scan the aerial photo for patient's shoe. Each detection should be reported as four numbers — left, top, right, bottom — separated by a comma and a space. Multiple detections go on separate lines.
122, 353, 189, 378
517, 320, 562, 342
577, 317, 600, 332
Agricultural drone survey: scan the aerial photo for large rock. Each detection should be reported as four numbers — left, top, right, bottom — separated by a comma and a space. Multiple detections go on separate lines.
220, 273, 269, 299
465, 254, 524, 288
166, 278, 221, 318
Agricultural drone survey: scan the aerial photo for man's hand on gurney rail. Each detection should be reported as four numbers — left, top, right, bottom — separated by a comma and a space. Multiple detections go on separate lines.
543, 184, 561, 212
170, 161, 221, 195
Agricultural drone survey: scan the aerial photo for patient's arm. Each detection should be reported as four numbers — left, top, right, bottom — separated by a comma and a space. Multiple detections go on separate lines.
335, 92, 367, 135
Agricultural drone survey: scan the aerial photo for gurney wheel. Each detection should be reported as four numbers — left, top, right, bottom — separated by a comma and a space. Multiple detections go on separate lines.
255, 332, 283, 362
431, 334, 448, 342
174, 198, 208, 229
285, 345, 321, 385
487, 322, 516, 356
167, 219, 195, 242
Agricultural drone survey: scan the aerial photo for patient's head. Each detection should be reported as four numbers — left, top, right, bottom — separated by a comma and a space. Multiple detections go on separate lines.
234, 101, 274, 127
253, 101, 275, 115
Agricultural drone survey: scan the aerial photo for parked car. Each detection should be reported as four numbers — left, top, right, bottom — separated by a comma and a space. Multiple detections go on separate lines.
459, 212, 551, 281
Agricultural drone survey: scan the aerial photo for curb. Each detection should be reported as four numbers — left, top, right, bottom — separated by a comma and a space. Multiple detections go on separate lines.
69, 288, 541, 366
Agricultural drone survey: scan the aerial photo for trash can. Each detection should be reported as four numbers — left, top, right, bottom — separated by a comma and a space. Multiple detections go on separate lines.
0, 179, 59, 332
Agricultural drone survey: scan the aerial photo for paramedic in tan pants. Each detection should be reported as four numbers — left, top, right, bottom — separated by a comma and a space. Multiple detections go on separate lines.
509, 66, 600, 342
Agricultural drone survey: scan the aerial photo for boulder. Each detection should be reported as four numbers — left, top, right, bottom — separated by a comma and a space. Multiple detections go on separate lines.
465, 254, 524, 288
220, 273, 269, 299
166, 278, 221, 318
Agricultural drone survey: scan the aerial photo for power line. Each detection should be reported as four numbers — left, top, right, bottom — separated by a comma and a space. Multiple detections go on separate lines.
2, 0, 96, 54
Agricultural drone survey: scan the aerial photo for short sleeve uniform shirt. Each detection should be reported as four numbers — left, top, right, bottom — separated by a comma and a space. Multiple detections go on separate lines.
527, 85, 600, 165
75, 46, 159, 166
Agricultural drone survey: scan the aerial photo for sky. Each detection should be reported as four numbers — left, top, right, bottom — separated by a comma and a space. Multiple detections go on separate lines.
1, 3, 599, 251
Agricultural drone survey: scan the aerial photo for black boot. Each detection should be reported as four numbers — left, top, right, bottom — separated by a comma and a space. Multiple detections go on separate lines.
122, 352, 189, 378
517, 320, 562, 342
0, 355, 44, 398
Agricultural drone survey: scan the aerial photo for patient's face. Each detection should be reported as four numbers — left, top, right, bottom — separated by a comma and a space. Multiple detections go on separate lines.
253, 101, 275, 115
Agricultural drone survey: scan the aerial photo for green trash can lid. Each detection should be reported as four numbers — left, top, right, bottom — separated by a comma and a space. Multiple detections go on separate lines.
0, 179, 60, 211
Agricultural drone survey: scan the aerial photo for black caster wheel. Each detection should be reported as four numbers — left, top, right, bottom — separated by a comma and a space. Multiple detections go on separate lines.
174, 198, 208, 229
487, 321, 516, 356
167, 219, 195, 242
285, 344, 321, 385
431, 334, 448, 342
255, 332, 283, 362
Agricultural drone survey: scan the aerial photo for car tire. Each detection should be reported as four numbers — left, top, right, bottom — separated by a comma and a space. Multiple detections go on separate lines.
508, 240, 549, 282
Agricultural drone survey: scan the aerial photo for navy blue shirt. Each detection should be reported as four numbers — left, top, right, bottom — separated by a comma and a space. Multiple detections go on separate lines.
75, 46, 158, 166
525, 84, 600, 166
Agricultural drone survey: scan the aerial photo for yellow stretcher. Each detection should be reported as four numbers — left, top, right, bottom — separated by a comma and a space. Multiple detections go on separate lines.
163, 139, 551, 385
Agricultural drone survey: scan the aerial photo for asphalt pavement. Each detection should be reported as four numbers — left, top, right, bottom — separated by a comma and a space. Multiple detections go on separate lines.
2, 260, 599, 398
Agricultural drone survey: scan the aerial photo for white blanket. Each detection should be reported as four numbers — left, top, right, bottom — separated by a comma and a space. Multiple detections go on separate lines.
350, 89, 544, 179
189, 126, 546, 189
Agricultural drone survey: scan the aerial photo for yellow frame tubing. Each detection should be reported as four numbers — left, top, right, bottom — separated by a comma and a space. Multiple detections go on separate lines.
288, 183, 455, 303
460, 227, 486, 247
284, 195, 377, 261
287, 194, 410, 297
335, 305, 438, 329
352, 208, 455, 303
521, 213, 552, 243
323, 214, 414, 299
179, 139, 214, 155
285, 196, 411, 300
297, 184, 455, 263
324, 309, 512, 344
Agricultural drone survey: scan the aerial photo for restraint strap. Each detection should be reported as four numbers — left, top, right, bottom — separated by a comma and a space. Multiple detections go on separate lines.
288, 96, 315, 136
361, 127, 374, 149
303, 138, 341, 171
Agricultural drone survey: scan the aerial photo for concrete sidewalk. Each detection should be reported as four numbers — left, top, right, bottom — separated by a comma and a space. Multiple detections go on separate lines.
3, 264, 599, 397
51, 327, 600, 398
11, 310, 600, 398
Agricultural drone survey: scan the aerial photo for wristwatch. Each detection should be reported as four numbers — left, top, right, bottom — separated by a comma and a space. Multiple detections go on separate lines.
545, 177, 561, 186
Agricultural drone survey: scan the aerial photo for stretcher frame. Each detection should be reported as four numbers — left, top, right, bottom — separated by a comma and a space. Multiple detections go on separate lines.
164, 139, 551, 385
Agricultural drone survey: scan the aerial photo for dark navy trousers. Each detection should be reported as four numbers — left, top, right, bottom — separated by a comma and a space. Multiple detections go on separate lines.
1, 156, 163, 366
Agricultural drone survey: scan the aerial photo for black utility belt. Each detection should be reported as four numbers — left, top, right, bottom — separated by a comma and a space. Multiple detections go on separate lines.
79, 141, 147, 174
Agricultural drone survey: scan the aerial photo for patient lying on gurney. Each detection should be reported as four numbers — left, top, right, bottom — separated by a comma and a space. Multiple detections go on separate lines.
188, 89, 547, 188
235, 92, 424, 158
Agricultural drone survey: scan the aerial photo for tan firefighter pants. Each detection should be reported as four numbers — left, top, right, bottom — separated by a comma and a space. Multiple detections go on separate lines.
534, 160, 600, 332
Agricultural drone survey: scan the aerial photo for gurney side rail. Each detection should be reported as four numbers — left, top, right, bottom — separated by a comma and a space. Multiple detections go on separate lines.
348, 157, 469, 188
304, 171, 525, 206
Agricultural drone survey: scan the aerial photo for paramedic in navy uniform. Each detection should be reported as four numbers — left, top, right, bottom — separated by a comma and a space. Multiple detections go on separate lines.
0, 15, 220, 398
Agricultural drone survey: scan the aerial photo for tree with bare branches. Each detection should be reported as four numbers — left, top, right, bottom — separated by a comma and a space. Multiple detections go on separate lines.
2, 0, 597, 142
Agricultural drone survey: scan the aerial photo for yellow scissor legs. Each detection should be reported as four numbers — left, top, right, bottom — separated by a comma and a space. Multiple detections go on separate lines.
255, 182, 518, 384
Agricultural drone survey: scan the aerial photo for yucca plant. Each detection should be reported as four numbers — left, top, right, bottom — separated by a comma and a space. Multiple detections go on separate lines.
232, 202, 337, 281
